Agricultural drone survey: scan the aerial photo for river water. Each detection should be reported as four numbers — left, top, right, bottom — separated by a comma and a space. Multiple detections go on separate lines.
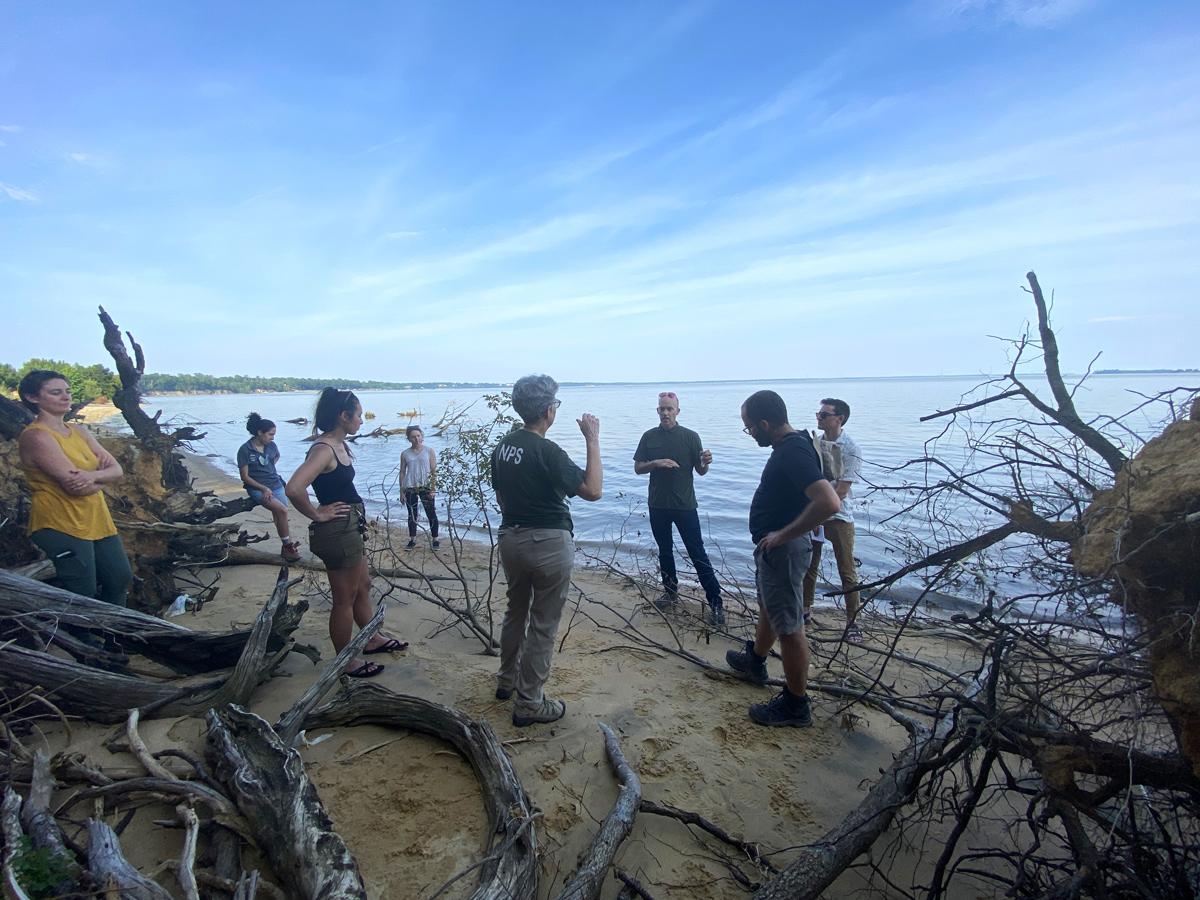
132, 374, 1191, 609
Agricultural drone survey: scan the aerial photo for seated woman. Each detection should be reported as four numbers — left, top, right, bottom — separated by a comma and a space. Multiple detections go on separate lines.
238, 412, 301, 561
17, 370, 133, 606
286, 388, 407, 678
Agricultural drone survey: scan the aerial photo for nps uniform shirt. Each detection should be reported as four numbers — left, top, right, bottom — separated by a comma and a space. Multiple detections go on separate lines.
633, 425, 703, 510
491, 428, 586, 532
237, 440, 283, 490
748, 430, 826, 543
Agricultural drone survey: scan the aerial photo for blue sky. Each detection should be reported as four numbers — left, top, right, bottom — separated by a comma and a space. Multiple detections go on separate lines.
2, 0, 1197, 383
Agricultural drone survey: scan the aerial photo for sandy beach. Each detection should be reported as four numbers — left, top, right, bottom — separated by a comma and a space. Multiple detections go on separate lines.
26, 428, 983, 898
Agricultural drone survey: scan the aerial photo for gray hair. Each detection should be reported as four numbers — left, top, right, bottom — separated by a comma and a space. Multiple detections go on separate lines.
512, 374, 559, 425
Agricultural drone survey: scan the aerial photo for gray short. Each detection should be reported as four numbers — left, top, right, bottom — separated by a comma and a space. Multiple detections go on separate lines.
755, 538, 813, 636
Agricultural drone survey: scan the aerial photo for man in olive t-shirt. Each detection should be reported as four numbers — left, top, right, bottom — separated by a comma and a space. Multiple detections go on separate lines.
490, 374, 602, 727
633, 391, 724, 623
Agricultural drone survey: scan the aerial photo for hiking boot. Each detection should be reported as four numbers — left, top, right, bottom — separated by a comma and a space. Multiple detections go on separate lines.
803, 609, 816, 630
726, 640, 768, 685
709, 603, 726, 627
651, 592, 678, 611
495, 684, 513, 701
749, 689, 812, 727
405, 539, 416, 551
512, 697, 566, 727
281, 540, 302, 562
431, 539, 440, 550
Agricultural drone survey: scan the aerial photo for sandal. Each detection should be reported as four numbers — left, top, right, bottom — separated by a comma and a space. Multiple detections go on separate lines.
345, 661, 384, 678
364, 637, 409, 655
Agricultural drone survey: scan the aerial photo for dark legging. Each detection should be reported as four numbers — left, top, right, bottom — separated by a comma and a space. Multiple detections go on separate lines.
404, 489, 439, 538
648, 507, 721, 606
31, 529, 132, 607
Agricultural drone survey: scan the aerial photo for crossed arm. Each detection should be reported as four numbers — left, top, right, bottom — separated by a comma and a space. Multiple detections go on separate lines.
19, 427, 123, 496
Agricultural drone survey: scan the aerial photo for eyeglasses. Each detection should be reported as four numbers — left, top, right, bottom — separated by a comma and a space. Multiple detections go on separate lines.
742, 425, 755, 435
550, 399, 562, 410
816, 411, 838, 419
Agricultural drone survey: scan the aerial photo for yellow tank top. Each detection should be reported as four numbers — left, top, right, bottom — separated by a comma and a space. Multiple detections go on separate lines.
22, 423, 118, 541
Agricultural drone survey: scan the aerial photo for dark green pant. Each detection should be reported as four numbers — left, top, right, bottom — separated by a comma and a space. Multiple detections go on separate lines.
31, 529, 132, 607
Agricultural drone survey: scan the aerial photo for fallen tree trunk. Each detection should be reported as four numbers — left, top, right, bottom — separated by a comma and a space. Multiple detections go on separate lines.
304, 682, 538, 900
556, 723, 642, 900
0, 568, 306, 675
2, 788, 34, 900
752, 661, 994, 900
205, 705, 368, 900
0, 571, 305, 722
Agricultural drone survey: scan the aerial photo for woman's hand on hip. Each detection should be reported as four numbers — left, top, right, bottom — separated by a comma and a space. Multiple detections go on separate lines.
315, 502, 350, 522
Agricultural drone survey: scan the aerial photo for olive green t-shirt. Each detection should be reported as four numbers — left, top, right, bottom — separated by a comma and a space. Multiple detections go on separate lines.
633, 424, 702, 510
490, 428, 586, 532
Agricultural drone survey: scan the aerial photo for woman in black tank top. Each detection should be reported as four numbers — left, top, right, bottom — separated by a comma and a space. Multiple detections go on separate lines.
285, 388, 407, 677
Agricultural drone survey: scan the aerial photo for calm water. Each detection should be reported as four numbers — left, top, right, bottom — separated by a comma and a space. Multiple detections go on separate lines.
132, 374, 1191, 603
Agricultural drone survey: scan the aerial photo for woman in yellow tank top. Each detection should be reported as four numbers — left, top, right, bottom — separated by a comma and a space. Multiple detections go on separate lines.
17, 370, 132, 606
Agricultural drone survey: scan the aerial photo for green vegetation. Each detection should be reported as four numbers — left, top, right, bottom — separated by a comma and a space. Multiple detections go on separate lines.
11, 836, 76, 898
2, 360, 506, 402
138, 373, 504, 393
0, 359, 121, 406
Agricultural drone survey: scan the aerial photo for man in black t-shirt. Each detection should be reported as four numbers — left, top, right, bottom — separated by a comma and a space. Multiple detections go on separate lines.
727, 390, 840, 728
490, 374, 602, 727
634, 390, 724, 623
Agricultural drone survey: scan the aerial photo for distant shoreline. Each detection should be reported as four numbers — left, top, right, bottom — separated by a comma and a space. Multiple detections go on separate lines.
136, 369, 1198, 397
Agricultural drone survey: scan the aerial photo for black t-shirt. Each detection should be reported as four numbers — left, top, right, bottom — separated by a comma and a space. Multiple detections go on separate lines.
748, 430, 825, 542
491, 428, 585, 532
633, 425, 702, 510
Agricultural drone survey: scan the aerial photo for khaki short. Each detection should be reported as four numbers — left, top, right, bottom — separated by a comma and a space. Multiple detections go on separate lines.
309, 503, 366, 570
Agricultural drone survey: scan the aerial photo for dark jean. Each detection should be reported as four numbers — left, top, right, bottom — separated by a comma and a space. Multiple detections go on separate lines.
404, 489, 439, 539
31, 529, 132, 607
648, 507, 721, 606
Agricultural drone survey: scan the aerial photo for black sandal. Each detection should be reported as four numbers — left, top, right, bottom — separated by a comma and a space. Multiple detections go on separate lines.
345, 661, 384, 678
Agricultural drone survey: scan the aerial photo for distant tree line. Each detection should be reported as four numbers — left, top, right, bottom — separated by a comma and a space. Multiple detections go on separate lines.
2, 360, 504, 403
0, 359, 121, 406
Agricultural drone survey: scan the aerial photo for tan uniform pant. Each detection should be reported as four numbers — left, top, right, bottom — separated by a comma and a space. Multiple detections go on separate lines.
497, 527, 574, 709
802, 519, 861, 621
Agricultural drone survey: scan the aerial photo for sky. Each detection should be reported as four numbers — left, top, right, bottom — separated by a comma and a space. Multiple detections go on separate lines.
1, 0, 1198, 384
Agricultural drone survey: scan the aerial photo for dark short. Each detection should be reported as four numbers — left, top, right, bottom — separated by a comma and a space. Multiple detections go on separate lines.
308, 503, 366, 570
754, 538, 812, 636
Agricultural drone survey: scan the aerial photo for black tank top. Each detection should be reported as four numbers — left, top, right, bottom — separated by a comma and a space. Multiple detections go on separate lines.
309, 443, 362, 505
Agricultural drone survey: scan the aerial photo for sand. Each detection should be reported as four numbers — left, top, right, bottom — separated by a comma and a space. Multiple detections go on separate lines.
29, 450, 980, 899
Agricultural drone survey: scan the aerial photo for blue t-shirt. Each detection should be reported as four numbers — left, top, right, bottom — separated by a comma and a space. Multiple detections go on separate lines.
748, 430, 825, 543
237, 439, 283, 491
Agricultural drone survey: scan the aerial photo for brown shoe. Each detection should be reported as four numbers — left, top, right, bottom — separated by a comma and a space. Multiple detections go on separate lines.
512, 697, 566, 727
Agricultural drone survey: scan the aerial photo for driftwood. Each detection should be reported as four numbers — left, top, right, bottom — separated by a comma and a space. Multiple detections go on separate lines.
304, 681, 539, 900
205, 705, 367, 900
0, 395, 33, 441
555, 723, 642, 900
2, 787, 33, 900
0, 569, 306, 675
87, 817, 173, 899
0, 571, 304, 722
751, 662, 994, 900
17, 750, 75, 897
275, 604, 385, 745
218, 545, 458, 582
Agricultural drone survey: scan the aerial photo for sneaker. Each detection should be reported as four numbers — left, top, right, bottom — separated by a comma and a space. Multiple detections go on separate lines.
405, 539, 416, 551
726, 640, 768, 685
281, 541, 302, 562
709, 603, 726, 627
512, 697, 566, 727
749, 690, 812, 727
845, 624, 864, 644
803, 609, 815, 630
431, 539, 440, 550
495, 685, 513, 701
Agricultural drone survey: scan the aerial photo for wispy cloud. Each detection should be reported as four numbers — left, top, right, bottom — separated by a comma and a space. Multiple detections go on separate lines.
1087, 315, 1140, 324
67, 152, 101, 165
0, 182, 37, 202
935, 0, 1095, 28
0, 125, 20, 133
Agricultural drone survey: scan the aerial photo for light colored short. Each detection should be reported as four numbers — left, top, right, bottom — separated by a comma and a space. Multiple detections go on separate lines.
248, 485, 288, 507
755, 538, 813, 636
